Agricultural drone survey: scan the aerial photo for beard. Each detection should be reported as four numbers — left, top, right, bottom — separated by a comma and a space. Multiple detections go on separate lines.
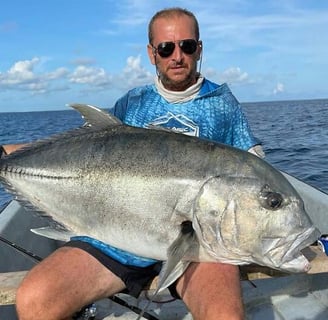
157, 63, 198, 91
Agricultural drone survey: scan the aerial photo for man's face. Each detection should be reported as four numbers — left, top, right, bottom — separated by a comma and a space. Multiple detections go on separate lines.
147, 15, 202, 91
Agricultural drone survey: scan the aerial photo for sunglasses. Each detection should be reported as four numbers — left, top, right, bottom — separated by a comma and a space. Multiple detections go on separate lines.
151, 39, 199, 58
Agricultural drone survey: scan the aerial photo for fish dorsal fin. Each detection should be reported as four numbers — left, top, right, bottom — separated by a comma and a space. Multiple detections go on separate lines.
136, 221, 197, 320
69, 103, 122, 128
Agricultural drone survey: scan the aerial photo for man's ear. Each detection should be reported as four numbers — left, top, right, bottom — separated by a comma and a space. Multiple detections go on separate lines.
197, 41, 203, 61
147, 44, 156, 65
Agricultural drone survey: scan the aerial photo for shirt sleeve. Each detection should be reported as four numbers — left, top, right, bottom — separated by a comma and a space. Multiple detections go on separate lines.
230, 104, 261, 151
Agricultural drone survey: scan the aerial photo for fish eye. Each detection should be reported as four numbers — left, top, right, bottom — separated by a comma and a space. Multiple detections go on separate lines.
265, 192, 283, 210
259, 185, 284, 210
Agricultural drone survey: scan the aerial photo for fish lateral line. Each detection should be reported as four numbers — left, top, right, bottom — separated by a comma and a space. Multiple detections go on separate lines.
0, 165, 79, 180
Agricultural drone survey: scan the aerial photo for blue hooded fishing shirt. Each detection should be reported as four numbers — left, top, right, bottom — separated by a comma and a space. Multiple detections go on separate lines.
111, 79, 258, 150
72, 78, 259, 267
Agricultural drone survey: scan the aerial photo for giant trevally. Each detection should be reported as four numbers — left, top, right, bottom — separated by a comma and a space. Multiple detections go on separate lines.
0, 104, 320, 290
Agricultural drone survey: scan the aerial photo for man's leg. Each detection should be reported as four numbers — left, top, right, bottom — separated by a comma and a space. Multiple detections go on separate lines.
176, 262, 244, 320
16, 246, 126, 320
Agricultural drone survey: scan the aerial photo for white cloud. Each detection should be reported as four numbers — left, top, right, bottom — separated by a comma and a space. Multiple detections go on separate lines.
273, 82, 284, 94
0, 54, 155, 98
46, 67, 69, 80
220, 67, 249, 84
27, 82, 47, 94
204, 66, 250, 86
1, 57, 39, 85
67, 55, 153, 92
8, 58, 38, 73
69, 65, 112, 87
120, 55, 153, 89
0, 58, 69, 94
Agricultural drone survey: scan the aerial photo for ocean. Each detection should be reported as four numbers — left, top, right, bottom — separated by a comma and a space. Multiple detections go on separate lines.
0, 99, 327, 207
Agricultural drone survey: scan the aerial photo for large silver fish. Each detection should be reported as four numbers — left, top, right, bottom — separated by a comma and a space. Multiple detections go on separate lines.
0, 104, 319, 289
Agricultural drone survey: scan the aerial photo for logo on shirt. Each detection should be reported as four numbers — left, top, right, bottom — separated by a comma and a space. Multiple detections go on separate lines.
147, 112, 199, 137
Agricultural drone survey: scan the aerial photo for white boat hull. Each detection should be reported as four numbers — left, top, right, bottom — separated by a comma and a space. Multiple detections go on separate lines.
284, 172, 328, 234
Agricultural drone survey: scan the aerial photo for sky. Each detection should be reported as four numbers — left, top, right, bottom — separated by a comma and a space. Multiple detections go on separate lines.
0, 0, 327, 112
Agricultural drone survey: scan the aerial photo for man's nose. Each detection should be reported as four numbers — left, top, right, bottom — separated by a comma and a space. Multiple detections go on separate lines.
171, 45, 184, 61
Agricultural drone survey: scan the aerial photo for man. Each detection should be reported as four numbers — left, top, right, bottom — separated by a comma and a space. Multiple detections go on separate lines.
4, 7, 264, 320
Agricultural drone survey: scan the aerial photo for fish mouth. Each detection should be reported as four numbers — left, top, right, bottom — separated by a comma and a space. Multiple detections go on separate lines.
262, 226, 320, 272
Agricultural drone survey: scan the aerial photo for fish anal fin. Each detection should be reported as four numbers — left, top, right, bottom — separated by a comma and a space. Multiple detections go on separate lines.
31, 227, 76, 242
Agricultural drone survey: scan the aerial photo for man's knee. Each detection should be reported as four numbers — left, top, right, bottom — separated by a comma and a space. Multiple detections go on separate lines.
15, 246, 126, 319
15, 247, 80, 319
176, 262, 244, 320
16, 276, 51, 320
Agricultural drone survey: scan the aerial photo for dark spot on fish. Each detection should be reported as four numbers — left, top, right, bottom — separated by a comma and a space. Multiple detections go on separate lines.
209, 210, 219, 216
181, 221, 193, 235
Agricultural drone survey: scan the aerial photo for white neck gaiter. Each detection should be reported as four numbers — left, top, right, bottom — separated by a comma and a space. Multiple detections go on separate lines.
155, 75, 204, 104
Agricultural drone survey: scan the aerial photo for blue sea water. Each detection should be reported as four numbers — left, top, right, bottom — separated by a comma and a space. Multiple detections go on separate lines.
243, 99, 328, 193
0, 99, 327, 207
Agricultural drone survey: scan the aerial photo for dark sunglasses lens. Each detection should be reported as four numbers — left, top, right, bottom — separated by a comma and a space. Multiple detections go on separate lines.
180, 40, 198, 54
157, 42, 175, 57
156, 39, 198, 57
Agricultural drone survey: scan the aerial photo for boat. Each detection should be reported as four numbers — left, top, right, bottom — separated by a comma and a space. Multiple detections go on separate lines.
1, 173, 328, 319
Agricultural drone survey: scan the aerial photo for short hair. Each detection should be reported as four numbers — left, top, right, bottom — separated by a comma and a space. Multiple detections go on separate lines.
148, 7, 200, 44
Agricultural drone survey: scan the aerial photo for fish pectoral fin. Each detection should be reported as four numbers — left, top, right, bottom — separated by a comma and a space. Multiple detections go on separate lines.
158, 260, 191, 292
158, 221, 197, 292
136, 262, 191, 320
69, 103, 123, 128
30, 227, 76, 242
136, 221, 196, 320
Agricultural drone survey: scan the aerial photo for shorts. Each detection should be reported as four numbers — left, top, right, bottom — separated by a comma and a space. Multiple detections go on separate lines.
64, 240, 180, 298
